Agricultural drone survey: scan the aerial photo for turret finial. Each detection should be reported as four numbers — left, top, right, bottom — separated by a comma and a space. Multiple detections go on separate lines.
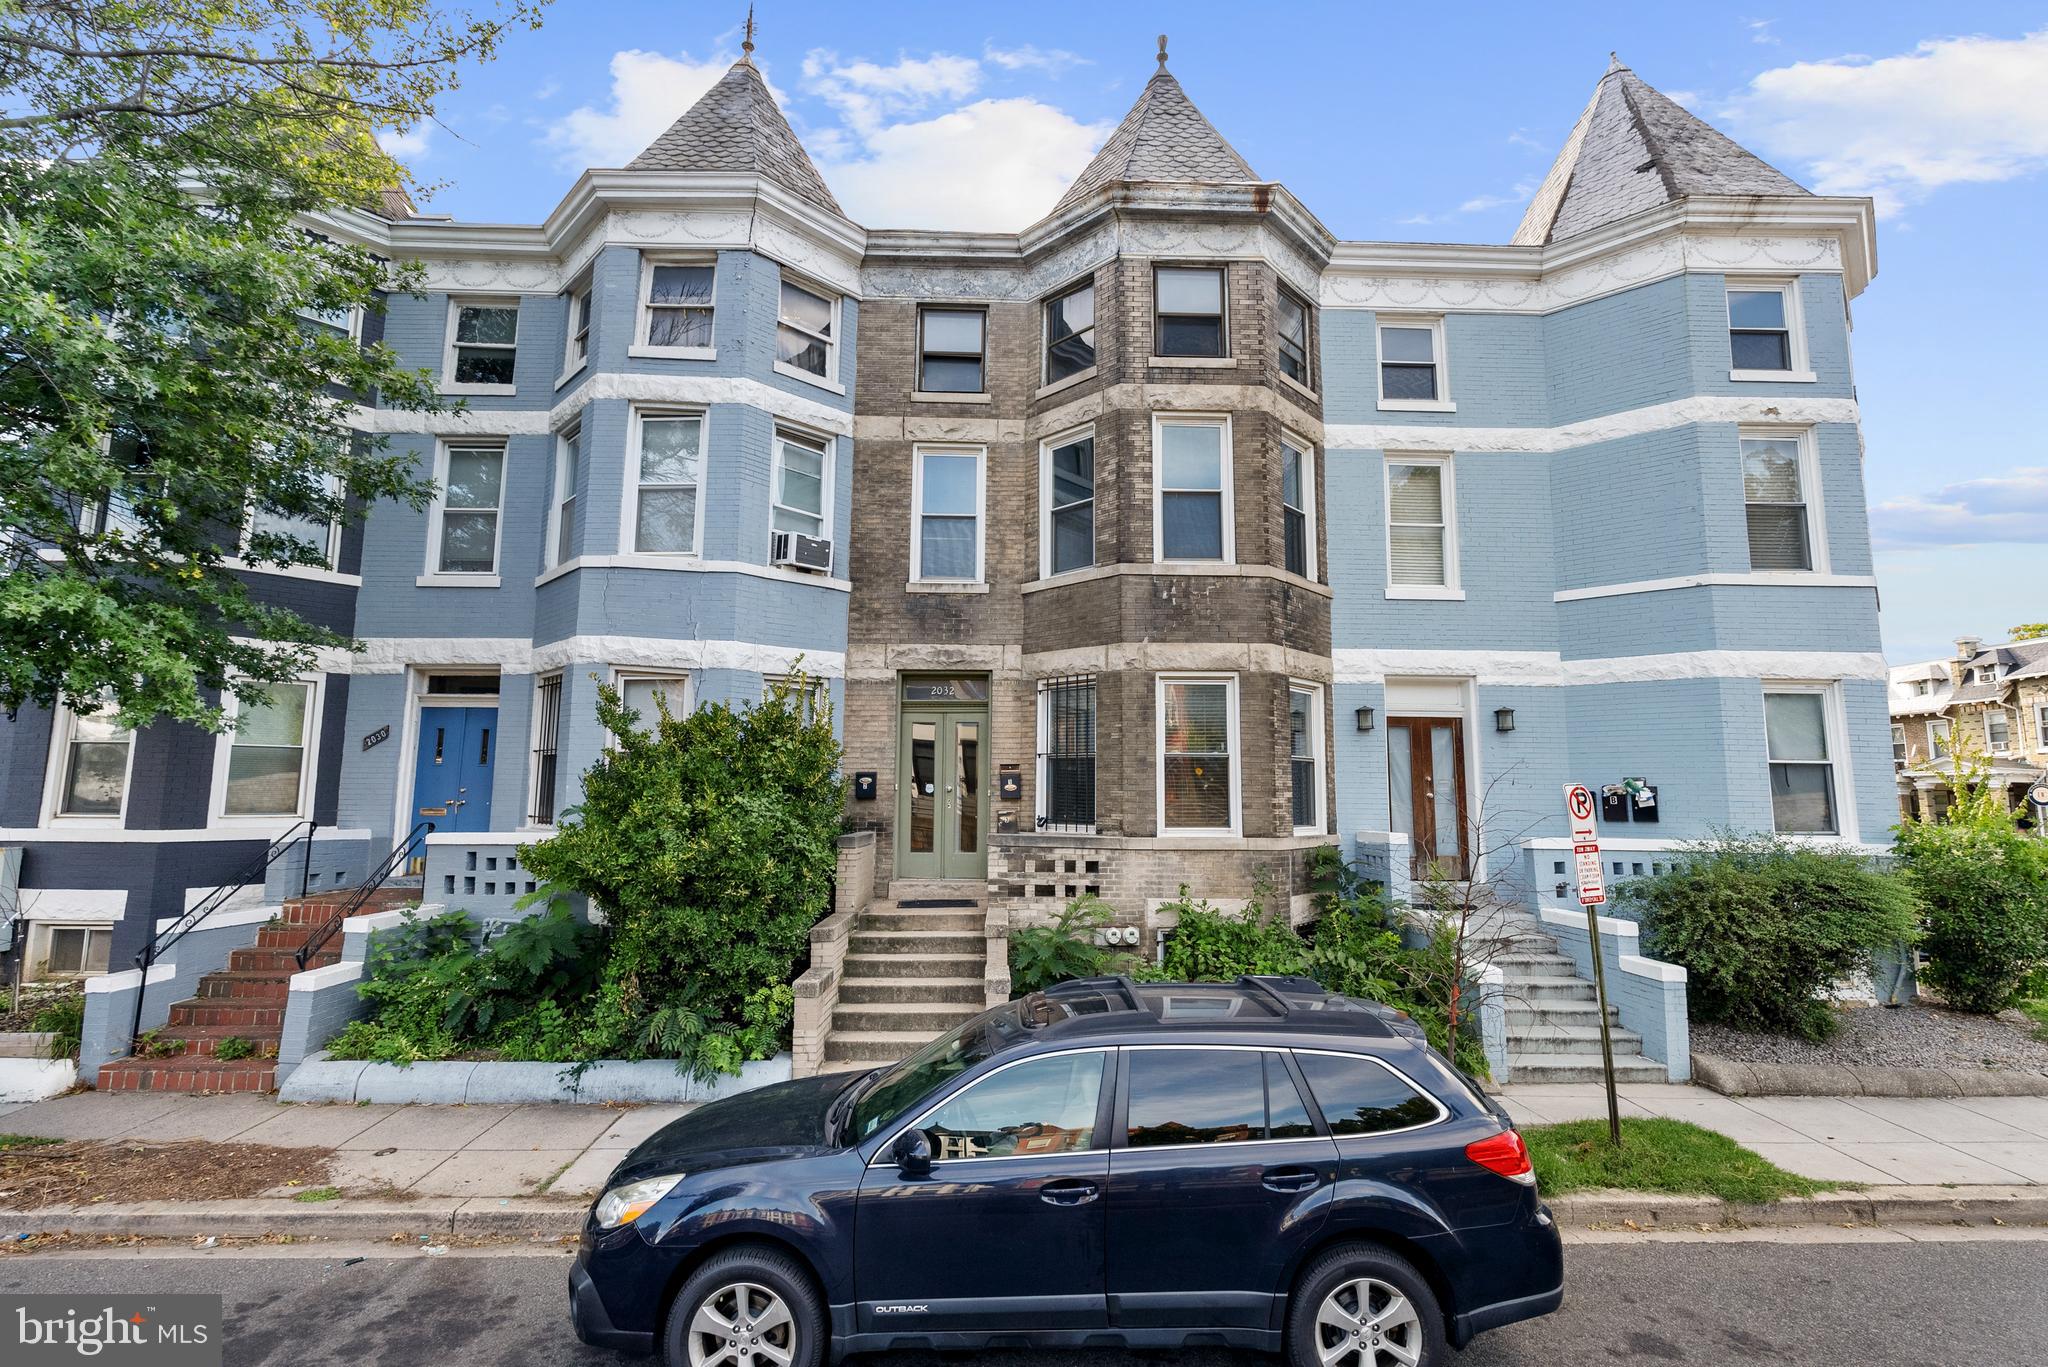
742, 5, 756, 63
1156, 34, 1169, 72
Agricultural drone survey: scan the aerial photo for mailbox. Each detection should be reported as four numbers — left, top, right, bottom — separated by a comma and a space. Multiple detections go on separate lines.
1600, 786, 1631, 824
998, 766, 1024, 801
852, 771, 878, 801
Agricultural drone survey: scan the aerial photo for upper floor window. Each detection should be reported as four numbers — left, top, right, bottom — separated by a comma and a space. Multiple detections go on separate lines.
1155, 416, 1232, 563
1929, 717, 1951, 760
1728, 282, 1809, 379
1385, 456, 1458, 595
640, 261, 715, 352
2035, 703, 2048, 750
1764, 687, 1839, 835
1154, 265, 1227, 358
1891, 723, 1907, 763
562, 282, 592, 375
776, 276, 835, 380
1987, 708, 2013, 754
910, 446, 984, 582
75, 430, 148, 537
1378, 317, 1448, 409
918, 307, 985, 393
772, 429, 830, 541
547, 427, 580, 569
1281, 436, 1314, 580
48, 693, 132, 820
631, 412, 703, 555
244, 475, 339, 572
1741, 432, 1818, 572
1042, 429, 1095, 577
430, 442, 504, 575
615, 671, 691, 733
1276, 287, 1312, 386
216, 681, 315, 819
444, 299, 518, 392
1044, 279, 1096, 383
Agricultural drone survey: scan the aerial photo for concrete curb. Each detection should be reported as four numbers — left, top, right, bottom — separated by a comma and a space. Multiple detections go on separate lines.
1691, 1053, 2048, 1098
276, 1052, 793, 1105
1547, 1185, 2048, 1229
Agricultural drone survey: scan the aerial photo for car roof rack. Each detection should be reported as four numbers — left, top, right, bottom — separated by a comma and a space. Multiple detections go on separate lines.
1044, 975, 1151, 1014
1236, 974, 1331, 1014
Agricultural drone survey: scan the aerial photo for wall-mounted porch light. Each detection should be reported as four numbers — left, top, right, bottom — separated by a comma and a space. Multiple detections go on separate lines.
1494, 706, 1516, 733
1355, 705, 1376, 733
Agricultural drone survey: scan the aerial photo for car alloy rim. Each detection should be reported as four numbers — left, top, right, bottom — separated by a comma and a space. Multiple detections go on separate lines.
1315, 1276, 1422, 1367
687, 1281, 795, 1367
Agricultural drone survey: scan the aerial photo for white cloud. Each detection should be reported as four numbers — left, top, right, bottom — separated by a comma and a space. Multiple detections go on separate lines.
801, 49, 982, 134
1724, 29, 2048, 214
1747, 19, 1781, 46
534, 78, 560, 101
822, 97, 1108, 230
984, 42, 1087, 76
377, 124, 432, 159
1872, 466, 2048, 548
542, 49, 738, 170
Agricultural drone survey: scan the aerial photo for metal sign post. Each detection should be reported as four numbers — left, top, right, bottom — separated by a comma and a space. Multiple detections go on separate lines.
1564, 784, 1622, 1146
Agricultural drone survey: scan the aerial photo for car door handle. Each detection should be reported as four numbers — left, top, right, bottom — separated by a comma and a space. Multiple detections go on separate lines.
1262, 1167, 1320, 1193
1039, 1178, 1100, 1206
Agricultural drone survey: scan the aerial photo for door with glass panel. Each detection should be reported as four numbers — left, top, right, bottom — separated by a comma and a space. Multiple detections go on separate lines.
1387, 717, 1466, 880
897, 697, 989, 881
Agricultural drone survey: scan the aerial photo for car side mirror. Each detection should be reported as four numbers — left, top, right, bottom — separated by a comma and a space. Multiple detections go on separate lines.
891, 1127, 933, 1177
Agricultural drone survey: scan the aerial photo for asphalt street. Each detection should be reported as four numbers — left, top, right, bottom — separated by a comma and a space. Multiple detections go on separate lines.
1, 1235, 2040, 1366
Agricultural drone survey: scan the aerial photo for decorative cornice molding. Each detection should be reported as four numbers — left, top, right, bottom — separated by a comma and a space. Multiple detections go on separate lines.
343, 635, 845, 677
1334, 647, 1888, 686
1325, 394, 1860, 454
351, 371, 854, 440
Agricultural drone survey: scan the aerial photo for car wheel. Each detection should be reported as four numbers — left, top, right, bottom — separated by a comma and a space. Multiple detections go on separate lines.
662, 1246, 824, 1367
1287, 1243, 1447, 1367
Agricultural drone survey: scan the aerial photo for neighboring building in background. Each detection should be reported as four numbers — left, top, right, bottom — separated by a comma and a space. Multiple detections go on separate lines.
1891, 635, 2048, 825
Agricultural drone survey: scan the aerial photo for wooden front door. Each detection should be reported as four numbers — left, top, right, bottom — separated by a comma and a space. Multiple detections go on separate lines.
1387, 717, 1467, 881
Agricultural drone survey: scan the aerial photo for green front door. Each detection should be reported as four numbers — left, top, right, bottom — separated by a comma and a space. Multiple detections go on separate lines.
897, 708, 988, 880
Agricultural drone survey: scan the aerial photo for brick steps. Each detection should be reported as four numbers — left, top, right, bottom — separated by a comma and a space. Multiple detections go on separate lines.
97, 1057, 278, 1093
168, 1001, 284, 1030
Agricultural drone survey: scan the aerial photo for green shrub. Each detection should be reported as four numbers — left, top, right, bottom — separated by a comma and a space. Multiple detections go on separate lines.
1010, 894, 1124, 995
212, 1035, 257, 1062
1148, 882, 1308, 981
1894, 813, 2048, 1014
1616, 833, 1919, 1040
30, 994, 84, 1060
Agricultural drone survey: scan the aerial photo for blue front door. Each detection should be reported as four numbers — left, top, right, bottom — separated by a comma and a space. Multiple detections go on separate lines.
413, 706, 496, 833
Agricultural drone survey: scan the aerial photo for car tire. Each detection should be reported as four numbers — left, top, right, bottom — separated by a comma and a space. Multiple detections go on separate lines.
1286, 1243, 1448, 1367
662, 1245, 825, 1367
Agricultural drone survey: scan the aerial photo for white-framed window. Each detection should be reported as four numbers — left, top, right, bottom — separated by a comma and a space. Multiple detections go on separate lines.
763, 673, 827, 718
443, 297, 519, 393
43, 692, 135, 822
2036, 703, 2048, 750
212, 679, 318, 820
1154, 264, 1227, 359
1727, 280, 1809, 379
771, 429, 830, 541
1153, 415, 1233, 563
775, 273, 836, 381
243, 474, 339, 571
628, 410, 704, 555
1037, 675, 1097, 833
547, 426, 580, 569
1384, 455, 1458, 596
1043, 278, 1096, 383
638, 258, 716, 354
29, 924, 112, 980
613, 670, 691, 733
561, 279, 592, 376
1764, 685, 1843, 836
1928, 717, 1951, 760
1040, 426, 1095, 578
1276, 287, 1312, 388
1986, 708, 2013, 754
1377, 316, 1450, 410
1281, 434, 1316, 581
1891, 723, 1907, 763
910, 444, 985, 583
1289, 681, 1326, 835
428, 441, 505, 576
1158, 673, 1240, 836
918, 307, 986, 393
1740, 429, 1824, 573
76, 429, 148, 537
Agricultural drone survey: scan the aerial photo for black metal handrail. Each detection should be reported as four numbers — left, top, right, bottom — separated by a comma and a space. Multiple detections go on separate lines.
129, 818, 316, 1053
293, 822, 429, 971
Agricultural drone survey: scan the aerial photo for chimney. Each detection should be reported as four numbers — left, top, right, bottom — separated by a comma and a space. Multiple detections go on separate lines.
1955, 636, 1982, 661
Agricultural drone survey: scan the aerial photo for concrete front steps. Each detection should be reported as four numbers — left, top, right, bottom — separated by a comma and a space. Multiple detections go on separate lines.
1488, 917, 1668, 1086
96, 883, 422, 1093
824, 885, 988, 1068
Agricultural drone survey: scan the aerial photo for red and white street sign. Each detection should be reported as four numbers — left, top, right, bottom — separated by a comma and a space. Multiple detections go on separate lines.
1563, 784, 1606, 906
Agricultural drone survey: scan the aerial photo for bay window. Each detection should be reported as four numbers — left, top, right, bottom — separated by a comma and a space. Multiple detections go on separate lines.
631, 413, 703, 554
1155, 416, 1231, 562
1764, 688, 1840, 835
1159, 675, 1238, 835
219, 681, 315, 818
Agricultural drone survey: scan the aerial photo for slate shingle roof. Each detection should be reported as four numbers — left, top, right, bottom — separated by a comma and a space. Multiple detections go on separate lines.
1514, 60, 1807, 246
1050, 71, 1259, 215
627, 59, 842, 216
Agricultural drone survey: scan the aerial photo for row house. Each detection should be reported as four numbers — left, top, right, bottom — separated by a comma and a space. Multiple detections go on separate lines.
1890, 636, 2048, 824
1, 46, 1892, 1021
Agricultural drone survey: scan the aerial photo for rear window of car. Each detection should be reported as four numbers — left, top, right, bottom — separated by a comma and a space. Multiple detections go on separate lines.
1294, 1051, 1440, 1136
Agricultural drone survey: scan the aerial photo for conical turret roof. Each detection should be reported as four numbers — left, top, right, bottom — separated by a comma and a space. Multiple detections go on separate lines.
627, 58, 843, 216
1050, 69, 1259, 215
1514, 59, 1806, 246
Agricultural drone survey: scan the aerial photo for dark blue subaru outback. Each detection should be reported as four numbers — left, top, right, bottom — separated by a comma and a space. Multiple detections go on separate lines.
570, 975, 1563, 1367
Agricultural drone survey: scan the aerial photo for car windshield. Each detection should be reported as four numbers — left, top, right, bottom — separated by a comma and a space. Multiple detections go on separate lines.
850, 1008, 1010, 1141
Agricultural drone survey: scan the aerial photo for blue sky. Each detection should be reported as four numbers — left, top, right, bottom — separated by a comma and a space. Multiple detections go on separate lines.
390, 2, 2048, 664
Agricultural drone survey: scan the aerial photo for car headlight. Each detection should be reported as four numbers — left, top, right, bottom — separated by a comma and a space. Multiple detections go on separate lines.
593, 1174, 683, 1229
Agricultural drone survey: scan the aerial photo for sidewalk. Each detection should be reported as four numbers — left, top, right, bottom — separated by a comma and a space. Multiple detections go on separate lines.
1496, 1084, 2048, 1186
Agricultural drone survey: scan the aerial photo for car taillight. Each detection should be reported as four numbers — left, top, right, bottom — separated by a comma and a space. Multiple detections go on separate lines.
1465, 1129, 1536, 1186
